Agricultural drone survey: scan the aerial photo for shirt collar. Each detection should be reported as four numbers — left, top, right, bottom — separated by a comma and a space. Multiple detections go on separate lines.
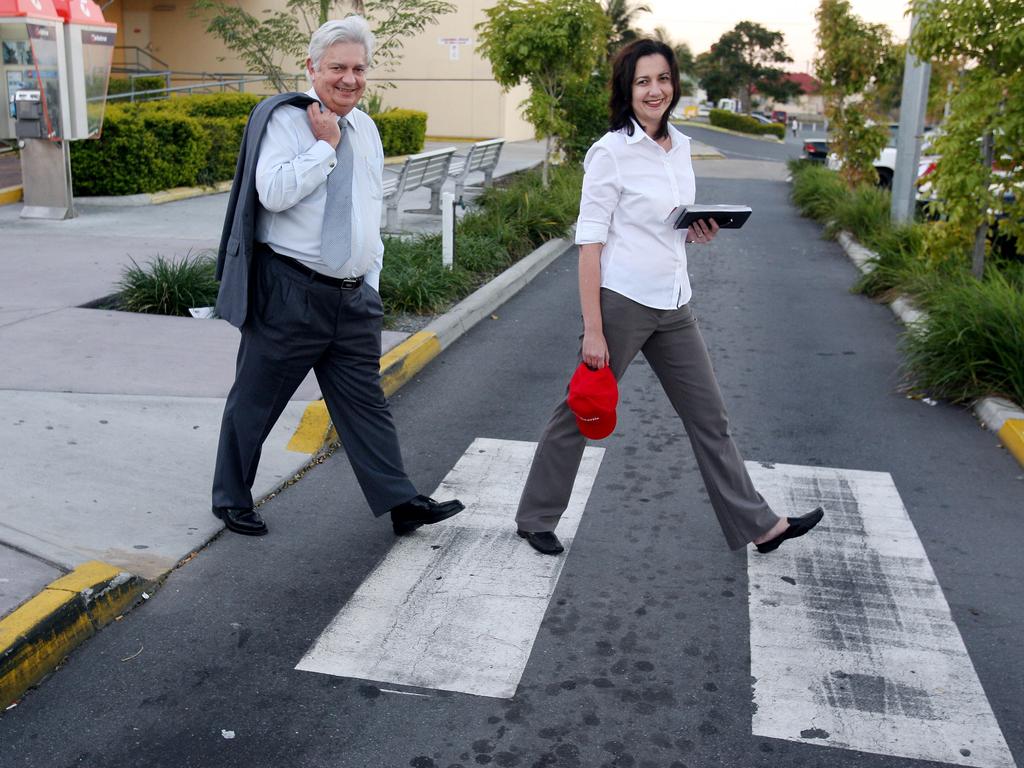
306, 87, 356, 130
625, 118, 689, 150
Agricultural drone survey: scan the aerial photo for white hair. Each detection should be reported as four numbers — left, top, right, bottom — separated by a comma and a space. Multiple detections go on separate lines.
308, 15, 374, 73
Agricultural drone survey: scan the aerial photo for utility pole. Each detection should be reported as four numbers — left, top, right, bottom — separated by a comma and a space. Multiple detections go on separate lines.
891, 10, 931, 225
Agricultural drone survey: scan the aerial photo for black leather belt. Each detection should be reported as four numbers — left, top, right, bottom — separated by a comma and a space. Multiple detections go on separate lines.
262, 245, 364, 290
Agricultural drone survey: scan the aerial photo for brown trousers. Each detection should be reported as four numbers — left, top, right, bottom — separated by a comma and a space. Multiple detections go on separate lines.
515, 289, 778, 550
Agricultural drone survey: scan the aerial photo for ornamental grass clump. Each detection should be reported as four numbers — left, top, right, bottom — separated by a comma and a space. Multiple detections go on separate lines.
118, 251, 219, 316
379, 165, 583, 315
789, 161, 847, 223
901, 270, 1024, 405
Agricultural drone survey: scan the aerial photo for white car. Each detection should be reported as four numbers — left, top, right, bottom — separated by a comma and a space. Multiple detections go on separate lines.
827, 124, 937, 192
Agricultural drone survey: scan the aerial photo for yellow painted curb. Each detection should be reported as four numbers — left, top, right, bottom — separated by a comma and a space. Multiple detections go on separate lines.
0, 560, 150, 708
287, 399, 337, 454
0, 185, 23, 205
285, 331, 443, 455
380, 330, 442, 397
149, 180, 232, 205
998, 418, 1024, 468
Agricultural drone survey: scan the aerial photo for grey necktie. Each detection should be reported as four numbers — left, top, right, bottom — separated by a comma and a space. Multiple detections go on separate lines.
320, 118, 353, 271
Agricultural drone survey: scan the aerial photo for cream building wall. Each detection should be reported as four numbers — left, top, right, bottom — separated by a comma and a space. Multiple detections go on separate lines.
105, 0, 534, 140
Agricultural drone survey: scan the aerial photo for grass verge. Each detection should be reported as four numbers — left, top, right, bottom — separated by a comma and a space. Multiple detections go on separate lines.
788, 159, 1024, 404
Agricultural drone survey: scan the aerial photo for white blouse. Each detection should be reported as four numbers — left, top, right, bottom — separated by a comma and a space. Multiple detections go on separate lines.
575, 121, 696, 309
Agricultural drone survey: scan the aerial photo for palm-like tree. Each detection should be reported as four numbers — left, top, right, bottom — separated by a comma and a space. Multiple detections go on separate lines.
604, 0, 651, 52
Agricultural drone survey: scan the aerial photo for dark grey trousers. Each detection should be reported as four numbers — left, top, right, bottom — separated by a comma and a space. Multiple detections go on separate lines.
212, 250, 417, 516
515, 289, 779, 550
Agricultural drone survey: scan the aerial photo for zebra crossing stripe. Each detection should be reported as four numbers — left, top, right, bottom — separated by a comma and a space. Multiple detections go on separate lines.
295, 437, 605, 698
746, 461, 1016, 768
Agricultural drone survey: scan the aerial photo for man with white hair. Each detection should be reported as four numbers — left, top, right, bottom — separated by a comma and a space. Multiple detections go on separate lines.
211, 16, 463, 537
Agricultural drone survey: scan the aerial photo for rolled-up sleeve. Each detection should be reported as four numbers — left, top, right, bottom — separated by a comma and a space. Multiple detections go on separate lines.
575, 145, 621, 245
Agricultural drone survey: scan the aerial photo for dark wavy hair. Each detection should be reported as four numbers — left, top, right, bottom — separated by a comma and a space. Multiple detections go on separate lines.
609, 39, 680, 140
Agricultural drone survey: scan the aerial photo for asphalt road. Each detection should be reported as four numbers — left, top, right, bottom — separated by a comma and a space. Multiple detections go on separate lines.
1, 136, 1021, 768
675, 123, 803, 164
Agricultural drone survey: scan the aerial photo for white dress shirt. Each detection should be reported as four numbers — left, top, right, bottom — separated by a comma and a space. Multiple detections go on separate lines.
254, 88, 385, 290
575, 120, 696, 309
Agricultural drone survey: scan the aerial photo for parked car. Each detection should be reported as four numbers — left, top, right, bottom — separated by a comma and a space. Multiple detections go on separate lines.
801, 138, 830, 163
771, 110, 788, 124
828, 123, 939, 188
747, 113, 773, 125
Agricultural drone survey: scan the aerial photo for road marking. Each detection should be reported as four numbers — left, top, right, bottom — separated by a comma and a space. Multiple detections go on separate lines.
296, 437, 605, 698
746, 461, 1016, 768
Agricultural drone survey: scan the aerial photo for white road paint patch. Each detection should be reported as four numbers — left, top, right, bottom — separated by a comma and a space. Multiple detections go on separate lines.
296, 438, 604, 698
379, 688, 431, 697
746, 462, 1016, 768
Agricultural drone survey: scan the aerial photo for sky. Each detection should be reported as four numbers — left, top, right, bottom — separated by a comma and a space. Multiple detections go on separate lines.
636, 0, 915, 74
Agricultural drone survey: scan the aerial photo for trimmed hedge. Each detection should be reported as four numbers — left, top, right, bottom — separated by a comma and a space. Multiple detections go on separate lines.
374, 109, 427, 156
709, 109, 785, 139
71, 95, 427, 195
70, 105, 212, 194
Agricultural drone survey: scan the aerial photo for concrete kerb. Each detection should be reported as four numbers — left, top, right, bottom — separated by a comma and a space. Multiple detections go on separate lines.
0, 561, 152, 709
0, 231, 574, 710
834, 230, 1024, 469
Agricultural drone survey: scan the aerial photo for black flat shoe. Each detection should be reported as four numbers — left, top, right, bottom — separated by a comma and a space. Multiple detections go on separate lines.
213, 506, 268, 536
390, 494, 465, 535
517, 529, 564, 555
755, 507, 824, 553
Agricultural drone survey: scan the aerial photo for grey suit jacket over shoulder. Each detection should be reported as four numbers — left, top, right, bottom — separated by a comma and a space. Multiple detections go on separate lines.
215, 92, 318, 328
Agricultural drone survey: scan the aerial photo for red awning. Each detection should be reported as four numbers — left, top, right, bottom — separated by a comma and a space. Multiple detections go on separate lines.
0, 0, 61, 21
52, 0, 114, 26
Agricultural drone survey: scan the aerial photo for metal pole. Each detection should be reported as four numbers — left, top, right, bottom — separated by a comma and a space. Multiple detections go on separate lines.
891, 10, 932, 224
442, 191, 455, 270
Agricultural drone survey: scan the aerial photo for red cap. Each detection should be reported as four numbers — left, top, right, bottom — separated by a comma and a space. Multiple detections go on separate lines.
567, 363, 618, 440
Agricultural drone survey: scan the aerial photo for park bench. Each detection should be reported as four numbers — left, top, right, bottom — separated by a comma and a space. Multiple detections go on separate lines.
447, 138, 505, 205
381, 146, 456, 232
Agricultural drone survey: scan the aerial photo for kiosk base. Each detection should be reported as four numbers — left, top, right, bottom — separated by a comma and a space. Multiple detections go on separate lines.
20, 138, 75, 220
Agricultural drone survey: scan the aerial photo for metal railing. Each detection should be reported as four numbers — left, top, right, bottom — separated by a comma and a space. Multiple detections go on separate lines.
112, 46, 170, 73
99, 72, 307, 103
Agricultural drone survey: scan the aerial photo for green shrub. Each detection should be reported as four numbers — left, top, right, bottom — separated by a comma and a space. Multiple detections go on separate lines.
902, 270, 1024, 404
71, 94, 253, 193
139, 110, 210, 190
194, 115, 247, 186
852, 223, 935, 299
71, 107, 161, 195
790, 162, 848, 223
557, 69, 609, 164
118, 252, 219, 316
379, 165, 583, 315
379, 235, 472, 314
70, 105, 210, 195
373, 109, 427, 156
170, 93, 261, 118
709, 109, 785, 138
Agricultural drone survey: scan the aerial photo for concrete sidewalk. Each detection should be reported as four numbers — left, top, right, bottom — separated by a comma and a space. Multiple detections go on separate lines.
0, 134, 723, 706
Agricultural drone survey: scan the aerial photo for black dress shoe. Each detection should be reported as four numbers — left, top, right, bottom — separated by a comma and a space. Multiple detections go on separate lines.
212, 506, 268, 536
390, 494, 465, 535
517, 529, 564, 555
755, 507, 824, 553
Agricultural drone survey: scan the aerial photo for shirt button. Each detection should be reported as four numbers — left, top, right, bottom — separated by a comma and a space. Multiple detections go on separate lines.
329, 162, 336, 169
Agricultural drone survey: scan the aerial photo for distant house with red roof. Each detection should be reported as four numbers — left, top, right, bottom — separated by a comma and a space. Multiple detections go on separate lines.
753, 72, 825, 117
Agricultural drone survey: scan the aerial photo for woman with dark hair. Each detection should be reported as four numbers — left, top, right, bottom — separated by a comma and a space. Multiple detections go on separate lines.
514, 38, 824, 556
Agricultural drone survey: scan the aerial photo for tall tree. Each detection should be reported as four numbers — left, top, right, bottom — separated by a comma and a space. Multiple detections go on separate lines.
815, 0, 893, 187
192, 0, 455, 93
909, 0, 1024, 270
603, 0, 650, 54
695, 22, 798, 112
477, 0, 609, 187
